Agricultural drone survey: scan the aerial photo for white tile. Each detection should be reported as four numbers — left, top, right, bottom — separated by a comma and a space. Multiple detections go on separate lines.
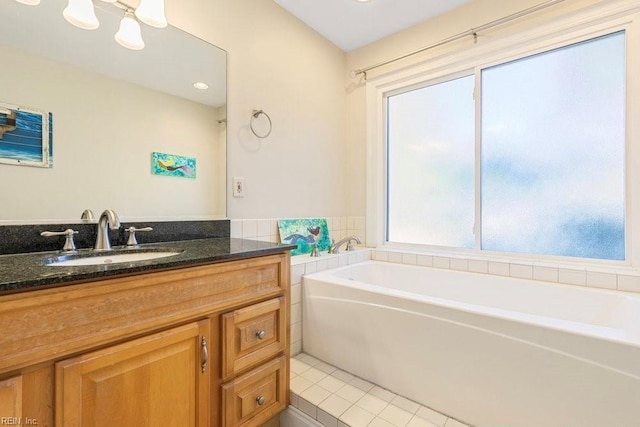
298, 397, 317, 419
357, 250, 370, 262
300, 384, 332, 405
416, 255, 433, 267
291, 264, 305, 285
468, 259, 488, 273
317, 259, 329, 272
339, 405, 375, 427
291, 302, 302, 323
290, 391, 299, 408
257, 219, 271, 238
390, 396, 420, 414
558, 268, 586, 286
378, 404, 414, 426
402, 253, 417, 265
270, 219, 280, 239
488, 261, 509, 276
586, 271, 617, 290
348, 253, 359, 265
355, 217, 366, 230
291, 340, 302, 356
432, 256, 450, 269
444, 419, 470, 427
374, 251, 389, 262
299, 354, 322, 366
292, 322, 302, 343
290, 376, 313, 394
356, 393, 388, 415
348, 216, 356, 230
369, 386, 396, 403
317, 408, 339, 427
301, 367, 329, 383
388, 252, 403, 264
339, 254, 349, 267
328, 256, 340, 269
305, 262, 318, 274
317, 375, 347, 393
315, 361, 337, 374
331, 369, 355, 383
618, 274, 640, 292
292, 283, 302, 304
415, 406, 448, 427
336, 384, 366, 403
349, 377, 375, 392
318, 394, 352, 418
369, 418, 396, 427
242, 219, 258, 238
290, 359, 312, 375
449, 258, 468, 272
230, 220, 242, 238
407, 417, 440, 427
509, 263, 533, 279
533, 265, 558, 282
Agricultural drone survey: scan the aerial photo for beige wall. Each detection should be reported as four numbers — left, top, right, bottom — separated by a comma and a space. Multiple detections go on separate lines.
167, 0, 348, 220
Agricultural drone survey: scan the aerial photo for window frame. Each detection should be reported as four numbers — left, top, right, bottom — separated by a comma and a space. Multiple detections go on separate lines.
365, 4, 640, 268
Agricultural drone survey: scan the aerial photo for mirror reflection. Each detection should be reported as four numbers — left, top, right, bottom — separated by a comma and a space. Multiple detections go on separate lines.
0, 0, 227, 223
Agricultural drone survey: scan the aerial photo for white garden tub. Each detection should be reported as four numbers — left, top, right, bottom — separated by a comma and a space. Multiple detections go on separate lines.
302, 261, 640, 427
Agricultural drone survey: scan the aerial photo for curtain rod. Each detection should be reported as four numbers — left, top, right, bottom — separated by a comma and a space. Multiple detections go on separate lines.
350, 0, 566, 79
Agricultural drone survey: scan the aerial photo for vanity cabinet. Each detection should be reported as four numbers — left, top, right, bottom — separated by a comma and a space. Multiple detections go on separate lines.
0, 252, 290, 427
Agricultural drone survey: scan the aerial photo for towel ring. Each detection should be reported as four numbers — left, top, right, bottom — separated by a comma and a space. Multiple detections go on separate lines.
250, 109, 272, 138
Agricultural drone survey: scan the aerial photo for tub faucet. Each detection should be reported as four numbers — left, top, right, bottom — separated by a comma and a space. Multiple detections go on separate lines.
328, 236, 362, 254
94, 209, 120, 251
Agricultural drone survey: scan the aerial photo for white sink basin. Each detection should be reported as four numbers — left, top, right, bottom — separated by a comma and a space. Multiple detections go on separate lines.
46, 251, 181, 267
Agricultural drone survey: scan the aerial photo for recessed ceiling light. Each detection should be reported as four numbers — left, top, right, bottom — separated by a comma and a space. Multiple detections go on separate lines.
193, 82, 209, 90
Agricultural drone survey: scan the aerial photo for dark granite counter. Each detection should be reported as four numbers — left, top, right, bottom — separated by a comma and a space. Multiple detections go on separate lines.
0, 238, 296, 295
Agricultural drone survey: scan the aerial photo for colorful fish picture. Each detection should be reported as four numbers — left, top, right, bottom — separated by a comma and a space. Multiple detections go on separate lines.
278, 218, 331, 256
0, 102, 52, 168
152, 152, 196, 179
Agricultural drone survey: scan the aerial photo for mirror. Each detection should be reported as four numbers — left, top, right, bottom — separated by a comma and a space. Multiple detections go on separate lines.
0, 0, 227, 223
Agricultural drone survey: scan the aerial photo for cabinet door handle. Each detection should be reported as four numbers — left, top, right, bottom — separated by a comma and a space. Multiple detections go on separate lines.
256, 395, 266, 406
256, 330, 266, 340
201, 336, 209, 373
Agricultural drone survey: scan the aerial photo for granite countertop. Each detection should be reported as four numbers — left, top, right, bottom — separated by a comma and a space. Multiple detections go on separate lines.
0, 238, 296, 295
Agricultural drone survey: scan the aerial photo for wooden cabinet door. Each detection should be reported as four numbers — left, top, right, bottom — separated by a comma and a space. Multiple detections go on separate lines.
0, 375, 22, 420
56, 321, 210, 427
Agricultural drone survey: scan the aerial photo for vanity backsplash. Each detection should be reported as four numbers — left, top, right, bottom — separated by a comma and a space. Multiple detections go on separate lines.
0, 220, 230, 255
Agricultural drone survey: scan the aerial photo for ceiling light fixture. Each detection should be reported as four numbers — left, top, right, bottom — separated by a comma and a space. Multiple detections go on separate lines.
193, 82, 209, 90
61, 0, 167, 50
114, 9, 145, 50
14, 0, 41, 5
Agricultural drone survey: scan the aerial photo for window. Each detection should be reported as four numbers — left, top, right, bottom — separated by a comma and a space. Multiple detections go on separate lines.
386, 31, 626, 261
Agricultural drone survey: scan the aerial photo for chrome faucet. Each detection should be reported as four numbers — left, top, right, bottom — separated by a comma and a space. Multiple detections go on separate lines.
94, 209, 120, 251
328, 235, 362, 254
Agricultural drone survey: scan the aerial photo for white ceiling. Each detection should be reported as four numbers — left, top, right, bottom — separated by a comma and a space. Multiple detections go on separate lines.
273, 0, 472, 52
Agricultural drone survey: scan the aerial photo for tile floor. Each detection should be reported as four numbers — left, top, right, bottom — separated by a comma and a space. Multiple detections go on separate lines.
289, 353, 471, 427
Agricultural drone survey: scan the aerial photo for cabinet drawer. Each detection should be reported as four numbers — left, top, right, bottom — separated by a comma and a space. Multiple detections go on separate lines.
222, 297, 286, 379
222, 356, 287, 427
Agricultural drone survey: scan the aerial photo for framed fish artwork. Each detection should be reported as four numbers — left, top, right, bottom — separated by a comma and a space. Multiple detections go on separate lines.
152, 152, 196, 179
278, 218, 331, 256
0, 102, 52, 168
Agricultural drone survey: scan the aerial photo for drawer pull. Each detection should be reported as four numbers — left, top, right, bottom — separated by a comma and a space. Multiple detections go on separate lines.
255, 330, 266, 340
201, 336, 209, 373
256, 395, 266, 406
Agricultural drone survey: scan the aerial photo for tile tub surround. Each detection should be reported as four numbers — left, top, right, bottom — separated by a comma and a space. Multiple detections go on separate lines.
231, 217, 366, 245
289, 248, 371, 356
289, 353, 471, 427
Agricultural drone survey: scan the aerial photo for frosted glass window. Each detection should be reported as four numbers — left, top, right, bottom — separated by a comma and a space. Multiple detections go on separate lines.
387, 75, 475, 247
481, 32, 625, 259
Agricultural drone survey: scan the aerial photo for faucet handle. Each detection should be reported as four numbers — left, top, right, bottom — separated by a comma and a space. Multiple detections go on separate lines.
125, 226, 153, 246
41, 229, 79, 252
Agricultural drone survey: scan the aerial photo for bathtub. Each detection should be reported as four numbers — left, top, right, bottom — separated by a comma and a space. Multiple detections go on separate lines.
302, 261, 640, 427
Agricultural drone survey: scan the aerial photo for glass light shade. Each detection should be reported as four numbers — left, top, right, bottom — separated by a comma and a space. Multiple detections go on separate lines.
135, 0, 167, 28
15, 0, 41, 5
63, 0, 99, 30
115, 12, 145, 50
